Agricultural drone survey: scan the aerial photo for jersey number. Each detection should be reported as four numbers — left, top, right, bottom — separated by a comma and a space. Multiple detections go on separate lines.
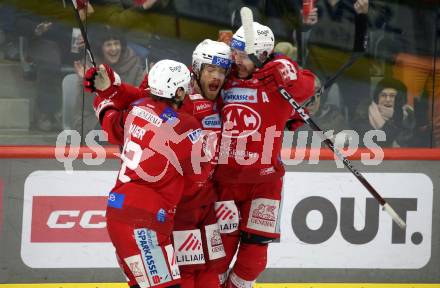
118, 140, 142, 183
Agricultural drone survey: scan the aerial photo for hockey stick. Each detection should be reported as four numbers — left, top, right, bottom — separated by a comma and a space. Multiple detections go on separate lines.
71, 0, 96, 67
239, 7, 406, 229
240, 7, 263, 69
71, 0, 96, 144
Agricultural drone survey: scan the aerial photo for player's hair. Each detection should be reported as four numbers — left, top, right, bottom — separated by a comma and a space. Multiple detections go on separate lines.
150, 94, 173, 104
149, 89, 183, 108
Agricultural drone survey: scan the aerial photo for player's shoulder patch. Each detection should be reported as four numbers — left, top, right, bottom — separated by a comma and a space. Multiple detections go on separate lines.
159, 106, 179, 124
187, 128, 203, 144
189, 94, 204, 101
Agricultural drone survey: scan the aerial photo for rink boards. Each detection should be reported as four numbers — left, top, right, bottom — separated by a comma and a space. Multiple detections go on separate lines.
0, 147, 439, 286
0, 284, 440, 288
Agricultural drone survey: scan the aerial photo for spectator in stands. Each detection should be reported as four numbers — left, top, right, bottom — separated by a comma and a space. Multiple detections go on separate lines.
5, 0, 94, 131
88, 0, 172, 33
13, 5, 67, 131
0, 4, 20, 60
290, 77, 347, 147
352, 77, 415, 147
62, 25, 145, 134
388, 1, 440, 146
218, 30, 233, 45
301, 0, 370, 121
264, 0, 317, 66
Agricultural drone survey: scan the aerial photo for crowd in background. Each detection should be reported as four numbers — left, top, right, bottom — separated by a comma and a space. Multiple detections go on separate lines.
0, 0, 439, 147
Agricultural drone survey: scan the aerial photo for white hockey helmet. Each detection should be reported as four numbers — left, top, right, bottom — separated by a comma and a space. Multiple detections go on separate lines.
231, 22, 275, 61
192, 39, 232, 77
148, 59, 191, 99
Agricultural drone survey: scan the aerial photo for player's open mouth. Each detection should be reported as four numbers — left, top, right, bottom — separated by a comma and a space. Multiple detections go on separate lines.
237, 65, 248, 75
208, 83, 220, 91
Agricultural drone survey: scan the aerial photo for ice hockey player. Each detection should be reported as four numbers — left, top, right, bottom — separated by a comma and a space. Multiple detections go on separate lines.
84, 59, 202, 288
87, 39, 233, 287
167, 39, 232, 288
214, 22, 316, 288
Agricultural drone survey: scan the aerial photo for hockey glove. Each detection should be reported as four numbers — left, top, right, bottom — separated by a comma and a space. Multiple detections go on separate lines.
84, 65, 121, 122
254, 59, 299, 88
75, 0, 88, 9
84, 64, 121, 98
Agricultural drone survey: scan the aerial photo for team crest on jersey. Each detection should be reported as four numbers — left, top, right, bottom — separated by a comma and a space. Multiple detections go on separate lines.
247, 198, 280, 234
202, 114, 221, 129
222, 88, 258, 103
222, 104, 261, 138
173, 229, 205, 265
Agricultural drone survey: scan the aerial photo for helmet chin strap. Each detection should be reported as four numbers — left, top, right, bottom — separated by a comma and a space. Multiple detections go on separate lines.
249, 54, 263, 68
172, 87, 186, 108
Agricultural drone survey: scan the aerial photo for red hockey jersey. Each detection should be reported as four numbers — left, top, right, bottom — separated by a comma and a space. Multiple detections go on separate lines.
215, 55, 315, 183
104, 77, 222, 208
101, 96, 202, 231
179, 93, 222, 207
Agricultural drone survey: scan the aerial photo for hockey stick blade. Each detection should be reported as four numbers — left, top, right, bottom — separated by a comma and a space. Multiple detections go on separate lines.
278, 87, 406, 229
71, 0, 96, 67
240, 7, 262, 68
240, 7, 254, 54
383, 203, 406, 229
